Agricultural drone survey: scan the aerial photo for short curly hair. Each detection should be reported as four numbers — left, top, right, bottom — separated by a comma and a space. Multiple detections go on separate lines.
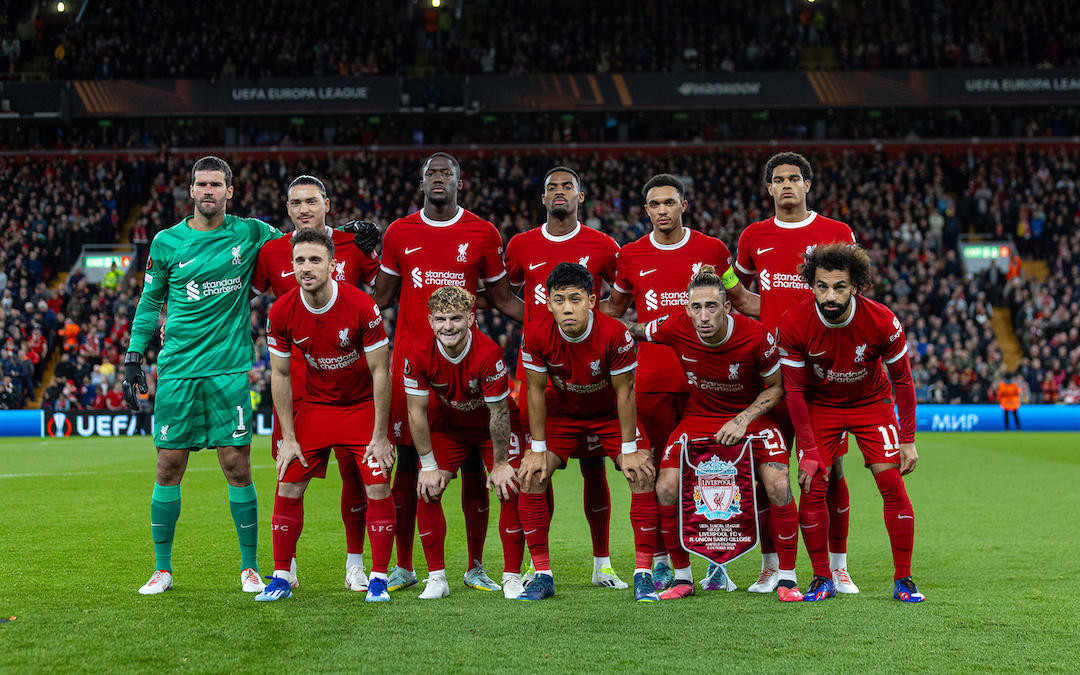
798, 242, 873, 292
428, 286, 475, 314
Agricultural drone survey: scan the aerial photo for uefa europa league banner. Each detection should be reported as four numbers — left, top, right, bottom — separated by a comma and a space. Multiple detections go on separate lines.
679, 436, 758, 565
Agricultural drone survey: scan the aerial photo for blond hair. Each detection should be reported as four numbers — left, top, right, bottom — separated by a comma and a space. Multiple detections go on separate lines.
428, 286, 476, 314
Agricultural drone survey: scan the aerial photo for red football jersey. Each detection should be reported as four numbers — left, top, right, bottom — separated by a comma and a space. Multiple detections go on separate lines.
253, 226, 381, 401
402, 326, 510, 430
521, 309, 637, 418
735, 212, 855, 332
380, 207, 507, 346
504, 222, 619, 323
646, 312, 779, 419
266, 281, 389, 406
613, 229, 734, 393
778, 295, 908, 407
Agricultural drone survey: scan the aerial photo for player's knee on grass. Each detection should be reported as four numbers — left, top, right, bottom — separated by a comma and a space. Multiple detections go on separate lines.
654, 468, 679, 506
278, 480, 308, 499
758, 463, 793, 506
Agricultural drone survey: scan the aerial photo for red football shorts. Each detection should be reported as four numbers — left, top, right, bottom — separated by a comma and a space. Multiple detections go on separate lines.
538, 412, 650, 463
424, 417, 524, 473
636, 390, 688, 462
808, 399, 902, 466
660, 415, 787, 471
283, 402, 391, 485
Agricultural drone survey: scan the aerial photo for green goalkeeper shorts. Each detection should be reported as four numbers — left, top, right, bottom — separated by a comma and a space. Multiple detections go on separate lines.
152, 372, 253, 449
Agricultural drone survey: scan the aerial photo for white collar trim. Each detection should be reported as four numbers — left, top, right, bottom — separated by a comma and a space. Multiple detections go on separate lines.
420, 206, 465, 228
301, 279, 339, 315
649, 228, 691, 250
542, 222, 582, 242
775, 211, 819, 229
816, 294, 857, 328
557, 311, 595, 343
436, 329, 473, 364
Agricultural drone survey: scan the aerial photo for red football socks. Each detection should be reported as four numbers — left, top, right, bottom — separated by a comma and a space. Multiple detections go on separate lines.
518, 491, 552, 572
630, 492, 659, 571
366, 495, 395, 575
272, 492, 304, 572
658, 503, 691, 570
756, 482, 775, 555
874, 468, 915, 580
770, 501, 799, 572
580, 462, 611, 557
338, 455, 367, 555
416, 497, 448, 572
499, 490, 525, 575
827, 474, 851, 555
460, 470, 489, 568
391, 461, 418, 571
799, 474, 831, 578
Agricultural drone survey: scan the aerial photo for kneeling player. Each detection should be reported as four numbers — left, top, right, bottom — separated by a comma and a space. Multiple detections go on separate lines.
406, 286, 524, 600
779, 243, 924, 602
632, 265, 801, 600
260, 228, 397, 602
517, 263, 657, 602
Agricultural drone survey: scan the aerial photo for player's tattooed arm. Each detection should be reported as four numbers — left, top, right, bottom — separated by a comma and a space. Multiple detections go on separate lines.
619, 318, 648, 341
715, 369, 784, 445
486, 397, 518, 500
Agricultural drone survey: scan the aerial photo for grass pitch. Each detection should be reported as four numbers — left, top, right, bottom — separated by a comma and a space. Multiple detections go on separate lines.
0, 432, 1077, 674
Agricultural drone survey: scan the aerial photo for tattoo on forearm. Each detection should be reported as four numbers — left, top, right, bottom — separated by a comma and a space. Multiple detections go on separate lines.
621, 318, 647, 340
739, 385, 782, 424
489, 401, 511, 464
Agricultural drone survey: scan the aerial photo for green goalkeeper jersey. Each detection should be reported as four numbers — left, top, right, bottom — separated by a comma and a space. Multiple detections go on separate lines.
129, 214, 282, 380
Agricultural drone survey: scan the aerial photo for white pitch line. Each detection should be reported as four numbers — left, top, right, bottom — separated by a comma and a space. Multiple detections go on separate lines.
0, 462, 303, 479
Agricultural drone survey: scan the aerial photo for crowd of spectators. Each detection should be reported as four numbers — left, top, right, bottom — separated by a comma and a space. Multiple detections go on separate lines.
6, 143, 1080, 410
5, 0, 1079, 81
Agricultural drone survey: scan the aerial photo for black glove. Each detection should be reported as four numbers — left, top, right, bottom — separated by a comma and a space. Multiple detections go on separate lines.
342, 220, 380, 254
122, 351, 148, 412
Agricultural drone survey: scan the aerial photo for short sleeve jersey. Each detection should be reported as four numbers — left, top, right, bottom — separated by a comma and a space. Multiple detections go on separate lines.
735, 212, 856, 332
778, 295, 908, 407
129, 214, 282, 379
504, 222, 619, 323
402, 325, 510, 430
253, 226, 381, 400
646, 312, 779, 419
613, 229, 734, 393
252, 226, 380, 296
380, 207, 506, 347
521, 309, 637, 418
266, 281, 389, 407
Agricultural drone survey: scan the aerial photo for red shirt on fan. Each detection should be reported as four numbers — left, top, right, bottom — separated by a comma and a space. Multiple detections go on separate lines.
252, 226, 381, 400
504, 222, 619, 323
266, 281, 389, 407
521, 309, 637, 418
613, 229, 733, 393
645, 312, 779, 420
735, 212, 855, 332
402, 325, 510, 430
380, 207, 507, 346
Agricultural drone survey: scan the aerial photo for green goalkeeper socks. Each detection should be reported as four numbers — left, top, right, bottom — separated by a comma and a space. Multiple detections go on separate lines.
150, 483, 182, 573
228, 482, 259, 572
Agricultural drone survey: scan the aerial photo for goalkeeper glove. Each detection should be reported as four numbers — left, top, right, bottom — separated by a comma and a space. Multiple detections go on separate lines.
342, 220, 380, 254
122, 352, 148, 411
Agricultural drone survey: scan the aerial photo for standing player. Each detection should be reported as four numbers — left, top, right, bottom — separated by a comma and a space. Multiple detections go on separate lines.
374, 152, 524, 592
604, 173, 759, 592
626, 265, 802, 601
251, 175, 381, 593
517, 263, 656, 602
258, 228, 396, 603
734, 152, 859, 595
504, 166, 627, 589
778, 243, 924, 602
405, 287, 523, 599
124, 156, 281, 595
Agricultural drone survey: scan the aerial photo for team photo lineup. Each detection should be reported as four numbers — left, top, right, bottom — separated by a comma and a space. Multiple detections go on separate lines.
122, 149, 925, 606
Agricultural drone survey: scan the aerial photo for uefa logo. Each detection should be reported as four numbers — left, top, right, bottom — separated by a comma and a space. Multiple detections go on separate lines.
46, 411, 72, 438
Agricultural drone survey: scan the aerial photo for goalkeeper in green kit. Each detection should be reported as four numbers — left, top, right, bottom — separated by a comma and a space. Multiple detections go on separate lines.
124, 156, 282, 595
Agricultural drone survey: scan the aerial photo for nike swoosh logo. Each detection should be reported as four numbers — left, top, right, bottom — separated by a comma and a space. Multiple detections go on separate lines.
639, 269, 657, 277
350, 507, 365, 513
505, 528, 522, 534
809, 350, 827, 357
587, 445, 603, 452
419, 531, 431, 537
294, 336, 310, 344
523, 529, 537, 535
150, 523, 165, 527
431, 382, 449, 388
777, 533, 796, 540
897, 515, 913, 520
548, 362, 564, 368
529, 262, 546, 270
240, 523, 255, 529
641, 526, 657, 532
801, 523, 820, 530
405, 247, 422, 255
232, 431, 247, 438
590, 507, 609, 513
178, 260, 196, 268
768, 450, 786, 456
280, 270, 293, 277
837, 506, 850, 514
884, 450, 900, 458
478, 506, 490, 513
680, 355, 698, 362
756, 247, 774, 255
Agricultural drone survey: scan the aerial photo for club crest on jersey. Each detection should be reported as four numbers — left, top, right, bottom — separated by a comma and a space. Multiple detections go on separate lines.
339, 327, 351, 347
691, 262, 703, 278
457, 243, 469, 262
231, 245, 242, 265
854, 343, 867, 363
394, 421, 403, 438
590, 359, 602, 376
159, 425, 169, 442
578, 255, 590, 266
728, 363, 740, 380
334, 260, 347, 280
692, 455, 742, 521
468, 378, 479, 392
805, 244, 817, 258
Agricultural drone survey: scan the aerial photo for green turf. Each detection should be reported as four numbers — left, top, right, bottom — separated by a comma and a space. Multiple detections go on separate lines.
0, 433, 1077, 674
